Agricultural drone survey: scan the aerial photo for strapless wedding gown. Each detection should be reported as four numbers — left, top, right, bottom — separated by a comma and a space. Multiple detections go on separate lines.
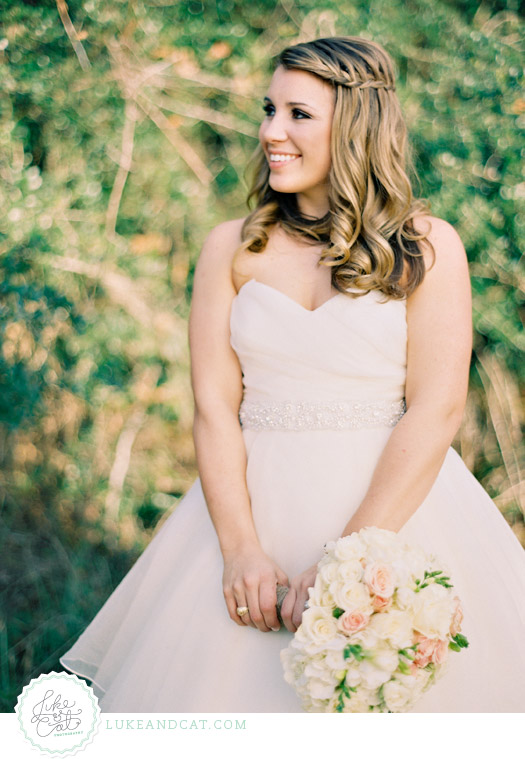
60, 278, 525, 712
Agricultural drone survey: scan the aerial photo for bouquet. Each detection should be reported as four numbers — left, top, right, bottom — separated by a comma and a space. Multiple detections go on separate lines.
279, 526, 469, 713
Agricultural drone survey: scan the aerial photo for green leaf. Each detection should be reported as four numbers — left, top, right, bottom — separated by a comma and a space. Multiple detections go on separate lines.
344, 643, 365, 662
332, 607, 345, 619
452, 633, 469, 649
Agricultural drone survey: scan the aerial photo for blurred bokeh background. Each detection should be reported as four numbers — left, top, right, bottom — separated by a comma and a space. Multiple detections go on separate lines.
0, 0, 523, 711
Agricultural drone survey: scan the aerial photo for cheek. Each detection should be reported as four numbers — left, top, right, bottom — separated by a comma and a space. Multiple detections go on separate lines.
258, 122, 266, 145
306, 130, 331, 171
322, 134, 332, 169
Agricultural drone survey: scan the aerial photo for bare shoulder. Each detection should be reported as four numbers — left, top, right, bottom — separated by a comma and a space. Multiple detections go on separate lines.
412, 214, 469, 276
193, 216, 247, 295
200, 217, 246, 261
407, 214, 471, 322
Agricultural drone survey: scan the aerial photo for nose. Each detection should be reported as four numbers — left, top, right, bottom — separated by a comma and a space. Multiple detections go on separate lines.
260, 110, 289, 144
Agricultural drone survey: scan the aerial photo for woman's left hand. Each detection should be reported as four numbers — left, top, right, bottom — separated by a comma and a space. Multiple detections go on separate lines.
280, 562, 318, 633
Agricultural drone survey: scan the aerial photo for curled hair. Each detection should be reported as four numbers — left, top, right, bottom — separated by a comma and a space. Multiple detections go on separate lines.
238, 36, 434, 299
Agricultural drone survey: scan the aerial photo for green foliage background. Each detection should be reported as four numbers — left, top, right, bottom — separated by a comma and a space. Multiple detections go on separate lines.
1, 0, 523, 711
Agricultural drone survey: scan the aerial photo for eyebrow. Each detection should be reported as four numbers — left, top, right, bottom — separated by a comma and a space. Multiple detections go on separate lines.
263, 96, 315, 109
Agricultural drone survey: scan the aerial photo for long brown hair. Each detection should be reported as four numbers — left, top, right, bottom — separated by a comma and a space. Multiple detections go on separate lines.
238, 36, 434, 299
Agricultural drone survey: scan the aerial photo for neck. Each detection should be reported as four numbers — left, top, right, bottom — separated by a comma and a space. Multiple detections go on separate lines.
296, 189, 330, 220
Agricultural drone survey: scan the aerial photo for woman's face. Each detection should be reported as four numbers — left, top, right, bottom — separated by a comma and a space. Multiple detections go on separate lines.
258, 65, 335, 218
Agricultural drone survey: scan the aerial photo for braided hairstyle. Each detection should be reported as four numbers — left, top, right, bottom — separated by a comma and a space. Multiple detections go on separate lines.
238, 36, 434, 300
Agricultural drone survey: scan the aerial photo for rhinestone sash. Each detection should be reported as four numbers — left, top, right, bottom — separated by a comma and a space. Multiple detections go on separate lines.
239, 398, 407, 431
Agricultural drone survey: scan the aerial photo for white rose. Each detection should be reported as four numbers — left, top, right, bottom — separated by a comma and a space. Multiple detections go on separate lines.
332, 580, 372, 613
327, 686, 374, 713
323, 647, 346, 673
411, 669, 433, 703
334, 534, 366, 561
381, 678, 413, 712
344, 666, 362, 688
359, 527, 399, 560
300, 607, 339, 644
350, 626, 380, 651
337, 559, 364, 583
307, 678, 336, 701
300, 693, 324, 712
412, 583, 455, 639
390, 671, 423, 711
402, 546, 429, 579
372, 646, 400, 675
321, 635, 348, 652
304, 657, 338, 684
389, 557, 418, 587
357, 660, 393, 691
308, 582, 336, 608
318, 561, 339, 586
395, 586, 417, 611
369, 609, 413, 649
302, 639, 336, 657
280, 649, 298, 684
343, 689, 376, 713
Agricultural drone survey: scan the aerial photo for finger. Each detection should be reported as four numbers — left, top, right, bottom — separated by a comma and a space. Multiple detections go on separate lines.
236, 596, 255, 627
292, 590, 308, 630
259, 579, 280, 632
280, 586, 298, 633
276, 569, 290, 587
224, 588, 246, 627
232, 579, 256, 627
245, 583, 270, 632
225, 586, 252, 627
237, 605, 253, 626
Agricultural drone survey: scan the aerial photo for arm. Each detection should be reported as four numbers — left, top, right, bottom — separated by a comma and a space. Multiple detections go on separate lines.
340, 216, 472, 535
189, 220, 288, 632
281, 216, 472, 632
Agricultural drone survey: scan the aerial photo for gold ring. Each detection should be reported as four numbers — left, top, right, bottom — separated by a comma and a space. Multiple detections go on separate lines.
236, 606, 249, 617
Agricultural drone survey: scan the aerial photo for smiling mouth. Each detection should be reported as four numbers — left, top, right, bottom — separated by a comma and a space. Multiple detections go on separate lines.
268, 154, 301, 168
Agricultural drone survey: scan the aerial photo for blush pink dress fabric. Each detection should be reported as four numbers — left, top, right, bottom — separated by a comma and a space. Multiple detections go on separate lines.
60, 279, 525, 712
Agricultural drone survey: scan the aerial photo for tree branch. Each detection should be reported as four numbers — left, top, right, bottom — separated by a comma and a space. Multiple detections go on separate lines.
55, 0, 91, 71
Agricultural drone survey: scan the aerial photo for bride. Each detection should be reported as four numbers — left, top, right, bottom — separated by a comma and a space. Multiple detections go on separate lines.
60, 36, 525, 712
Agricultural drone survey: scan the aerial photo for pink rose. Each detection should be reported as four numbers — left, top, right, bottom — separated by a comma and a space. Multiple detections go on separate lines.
431, 638, 449, 665
413, 633, 448, 667
364, 562, 396, 598
338, 609, 370, 635
413, 635, 433, 667
450, 596, 463, 637
372, 594, 393, 612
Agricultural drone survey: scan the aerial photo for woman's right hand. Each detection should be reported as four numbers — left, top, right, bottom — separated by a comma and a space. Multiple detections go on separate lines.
222, 545, 289, 632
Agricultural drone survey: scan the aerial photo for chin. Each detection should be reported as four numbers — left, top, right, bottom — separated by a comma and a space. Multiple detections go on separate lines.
269, 178, 307, 194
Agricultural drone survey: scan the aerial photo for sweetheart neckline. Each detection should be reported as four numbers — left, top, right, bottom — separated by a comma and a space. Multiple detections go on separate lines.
234, 278, 346, 314
233, 278, 407, 315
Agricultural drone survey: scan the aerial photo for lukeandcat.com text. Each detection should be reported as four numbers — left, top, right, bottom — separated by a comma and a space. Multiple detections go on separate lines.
104, 719, 246, 731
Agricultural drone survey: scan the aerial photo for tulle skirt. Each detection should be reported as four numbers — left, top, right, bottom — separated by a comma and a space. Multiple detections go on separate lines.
60, 426, 525, 712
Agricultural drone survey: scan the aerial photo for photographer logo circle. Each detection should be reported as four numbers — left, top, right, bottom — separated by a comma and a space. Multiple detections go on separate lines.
16, 672, 100, 756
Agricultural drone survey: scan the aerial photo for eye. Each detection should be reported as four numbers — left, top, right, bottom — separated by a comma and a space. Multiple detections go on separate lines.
262, 104, 310, 119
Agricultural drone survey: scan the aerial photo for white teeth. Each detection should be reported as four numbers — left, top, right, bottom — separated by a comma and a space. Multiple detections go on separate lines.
269, 154, 299, 162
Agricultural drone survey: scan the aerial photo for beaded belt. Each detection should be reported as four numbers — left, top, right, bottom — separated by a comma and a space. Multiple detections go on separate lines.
239, 398, 407, 431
